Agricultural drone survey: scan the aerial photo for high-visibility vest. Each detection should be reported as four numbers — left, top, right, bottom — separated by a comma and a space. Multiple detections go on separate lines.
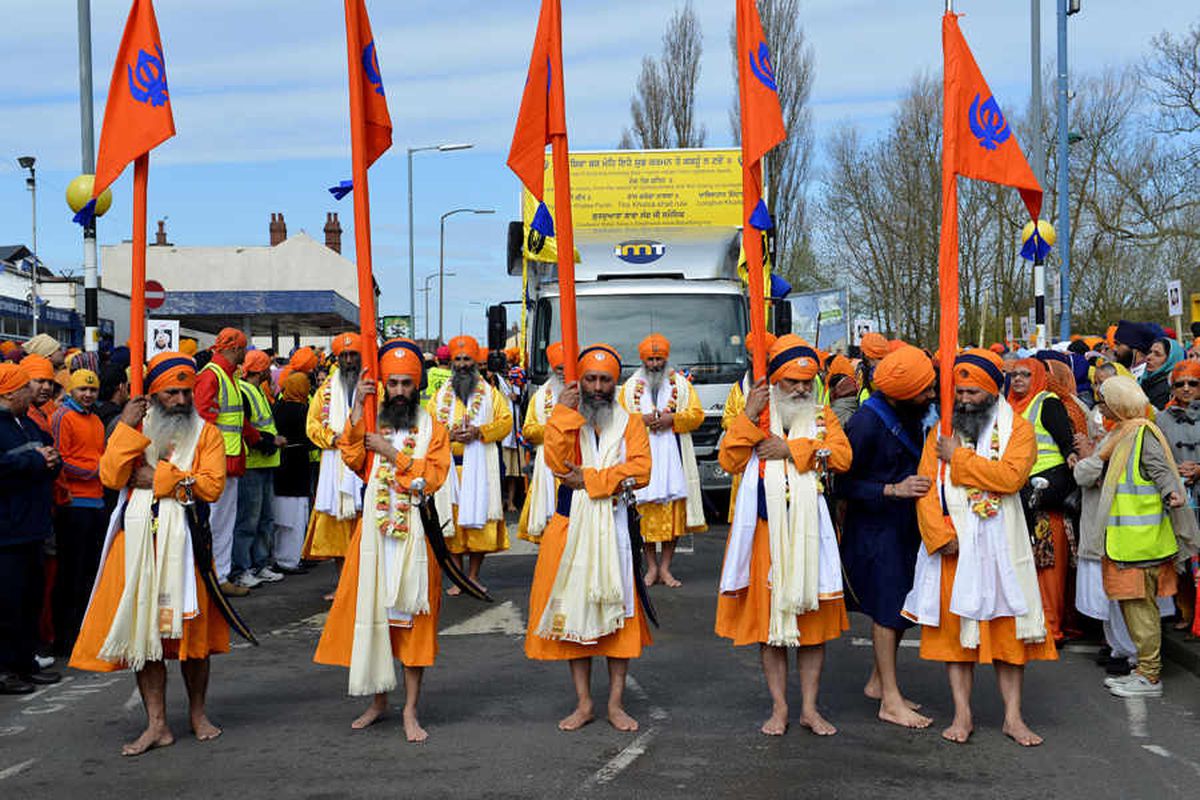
1106, 427, 1176, 563
424, 366, 452, 403
239, 379, 279, 469
1020, 390, 1067, 475
201, 362, 244, 457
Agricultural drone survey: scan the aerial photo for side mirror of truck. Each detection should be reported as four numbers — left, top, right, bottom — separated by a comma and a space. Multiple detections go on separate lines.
507, 221, 524, 276
487, 304, 508, 352
772, 299, 792, 335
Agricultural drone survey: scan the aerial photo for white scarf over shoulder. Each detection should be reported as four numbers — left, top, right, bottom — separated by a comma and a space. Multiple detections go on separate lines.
315, 371, 363, 520
432, 379, 503, 530
348, 408, 435, 696
621, 369, 703, 527
901, 399, 1046, 648
524, 381, 560, 541
536, 405, 634, 644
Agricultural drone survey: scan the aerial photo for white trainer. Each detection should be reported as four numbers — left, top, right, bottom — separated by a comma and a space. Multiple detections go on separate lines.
255, 566, 284, 583
233, 571, 262, 589
1109, 674, 1163, 698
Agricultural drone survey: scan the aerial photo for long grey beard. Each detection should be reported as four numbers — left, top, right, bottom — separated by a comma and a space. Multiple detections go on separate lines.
452, 367, 479, 405
379, 393, 420, 432
143, 402, 200, 464
644, 365, 667, 396
338, 366, 360, 400
580, 391, 615, 431
952, 394, 999, 444
546, 374, 565, 396
772, 387, 815, 431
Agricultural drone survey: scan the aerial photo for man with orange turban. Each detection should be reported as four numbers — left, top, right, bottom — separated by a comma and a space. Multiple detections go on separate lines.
840, 345, 936, 730
722, 332, 778, 525
270, 372, 314, 576
904, 348, 1055, 747
716, 334, 852, 737
304, 331, 365, 594
315, 338, 452, 742
618, 333, 705, 588
194, 327, 252, 596
428, 335, 513, 593
856, 331, 891, 404
275, 346, 318, 394
518, 342, 565, 544
20, 354, 59, 434
824, 353, 860, 424
525, 343, 653, 733
71, 351, 231, 754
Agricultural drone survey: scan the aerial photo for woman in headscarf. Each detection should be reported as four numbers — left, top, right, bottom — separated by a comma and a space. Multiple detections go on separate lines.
1153, 360, 1200, 631
270, 373, 314, 575
1140, 337, 1184, 411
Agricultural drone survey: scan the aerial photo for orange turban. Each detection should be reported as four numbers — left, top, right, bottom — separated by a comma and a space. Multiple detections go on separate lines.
873, 345, 935, 401
379, 338, 424, 383
448, 335, 481, 362
504, 347, 520, 365
767, 334, 820, 384
214, 327, 247, 351
1105, 324, 1118, 350
146, 352, 197, 395
638, 333, 670, 361
0, 363, 29, 395
68, 369, 99, 391
281, 372, 311, 404
578, 343, 621, 379
887, 339, 907, 353
545, 341, 565, 370
860, 332, 889, 360
179, 337, 198, 356
1171, 360, 1200, 384
242, 350, 271, 375
18, 355, 54, 381
744, 330, 777, 355
289, 346, 317, 373
332, 331, 362, 356
827, 354, 854, 380
953, 348, 1005, 395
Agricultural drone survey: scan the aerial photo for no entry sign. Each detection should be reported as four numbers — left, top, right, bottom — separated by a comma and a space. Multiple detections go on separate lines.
145, 279, 166, 310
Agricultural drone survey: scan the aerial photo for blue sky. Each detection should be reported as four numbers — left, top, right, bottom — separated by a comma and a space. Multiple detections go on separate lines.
1, 0, 1194, 341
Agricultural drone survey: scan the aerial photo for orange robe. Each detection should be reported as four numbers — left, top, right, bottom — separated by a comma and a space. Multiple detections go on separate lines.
315, 417, 451, 670
70, 421, 230, 671
914, 416, 1058, 664
714, 409, 851, 646
524, 405, 654, 661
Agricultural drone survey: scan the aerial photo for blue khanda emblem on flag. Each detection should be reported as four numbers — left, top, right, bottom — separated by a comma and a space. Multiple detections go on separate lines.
968, 93, 1011, 150
749, 42, 778, 92
127, 44, 169, 107
362, 40, 384, 96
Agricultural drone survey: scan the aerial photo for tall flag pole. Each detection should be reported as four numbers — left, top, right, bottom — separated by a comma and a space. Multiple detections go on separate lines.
938, 11, 1042, 436
342, 0, 393, 433
507, 0, 578, 380
735, 0, 786, 385
78, 0, 175, 394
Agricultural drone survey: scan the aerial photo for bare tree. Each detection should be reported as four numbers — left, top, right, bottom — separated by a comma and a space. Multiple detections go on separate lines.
620, 2, 706, 150
729, 0, 817, 289
1144, 23, 1200, 142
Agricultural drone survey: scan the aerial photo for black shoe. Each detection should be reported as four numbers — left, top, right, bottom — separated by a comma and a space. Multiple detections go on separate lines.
1106, 656, 1133, 676
273, 563, 309, 575
0, 674, 36, 695
1095, 645, 1112, 666
20, 670, 62, 686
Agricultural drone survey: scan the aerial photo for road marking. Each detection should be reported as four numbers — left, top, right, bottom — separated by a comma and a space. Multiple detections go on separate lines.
1125, 697, 1149, 738
123, 687, 141, 712
0, 726, 25, 738
580, 676, 667, 791
441, 600, 526, 636
0, 759, 35, 781
849, 637, 919, 649
1143, 744, 1171, 758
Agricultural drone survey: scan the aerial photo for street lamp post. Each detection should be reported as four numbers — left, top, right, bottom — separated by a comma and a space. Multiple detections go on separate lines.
1056, 0, 1079, 338
407, 143, 473, 341
422, 270, 455, 348
18, 156, 38, 336
438, 208, 494, 343
78, 0, 99, 352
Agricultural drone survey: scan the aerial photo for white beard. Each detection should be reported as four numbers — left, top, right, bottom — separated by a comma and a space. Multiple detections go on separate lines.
645, 365, 668, 395
143, 404, 201, 464
772, 386, 814, 431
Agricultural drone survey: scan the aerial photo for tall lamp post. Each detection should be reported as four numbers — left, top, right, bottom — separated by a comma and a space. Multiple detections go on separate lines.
18, 156, 38, 336
1056, 0, 1081, 338
407, 143, 473, 338
422, 270, 455, 348
438, 208, 494, 343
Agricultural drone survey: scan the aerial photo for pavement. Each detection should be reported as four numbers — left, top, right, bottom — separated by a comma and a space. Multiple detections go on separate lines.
5, 525, 1200, 799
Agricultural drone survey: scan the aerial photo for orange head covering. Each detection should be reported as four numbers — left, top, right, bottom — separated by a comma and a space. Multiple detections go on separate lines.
1171, 360, 1200, 401
1105, 324, 1118, 350
448, 335, 481, 362
281, 372, 311, 404
242, 350, 271, 375
331, 331, 362, 356
179, 337, 198, 356
1007, 358, 1048, 414
767, 334, 820, 384
638, 333, 670, 361
289, 346, 317, 373
860, 332, 889, 360
0, 363, 30, 395
68, 369, 99, 392
826, 354, 854, 380
988, 342, 1006, 355
578, 343, 621, 379
546, 341, 565, 370
953, 348, 1005, 395
504, 347, 520, 365
379, 338, 425, 388
887, 339, 907, 353
745, 330, 777, 355
873, 345, 935, 401
18, 354, 54, 381
213, 327, 247, 351
145, 352, 197, 395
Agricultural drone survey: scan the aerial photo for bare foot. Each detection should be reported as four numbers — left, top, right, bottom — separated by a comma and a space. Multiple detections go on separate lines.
608, 705, 639, 732
446, 585, 462, 597
351, 700, 387, 730
879, 700, 933, 729
761, 705, 788, 736
1002, 718, 1043, 747
403, 708, 428, 743
558, 701, 595, 731
191, 715, 222, 742
121, 725, 174, 757
798, 710, 837, 736
941, 717, 973, 744
863, 682, 922, 710
659, 570, 682, 588
643, 568, 658, 588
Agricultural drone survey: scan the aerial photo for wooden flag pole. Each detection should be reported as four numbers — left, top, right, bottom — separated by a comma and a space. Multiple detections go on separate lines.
129, 153, 149, 395
551, 135, 579, 382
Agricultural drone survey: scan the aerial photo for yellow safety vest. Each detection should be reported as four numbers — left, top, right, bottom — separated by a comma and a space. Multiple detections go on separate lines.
1105, 427, 1176, 563
1020, 390, 1066, 475
424, 366, 452, 403
239, 379, 279, 469
201, 362, 244, 457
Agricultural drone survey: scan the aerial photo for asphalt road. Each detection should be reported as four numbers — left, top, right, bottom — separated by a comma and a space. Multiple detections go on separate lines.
5, 525, 1200, 799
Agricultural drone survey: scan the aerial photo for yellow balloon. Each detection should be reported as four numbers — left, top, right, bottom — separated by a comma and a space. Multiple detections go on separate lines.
1020, 218, 1056, 247
65, 174, 113, 217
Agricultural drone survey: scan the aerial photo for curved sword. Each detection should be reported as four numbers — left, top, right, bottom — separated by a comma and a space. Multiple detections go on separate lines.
411, 478, 493, 603
619, 478, 658, 628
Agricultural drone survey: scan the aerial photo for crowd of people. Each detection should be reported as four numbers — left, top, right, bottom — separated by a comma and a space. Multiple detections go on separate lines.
1, 316, 1197, 757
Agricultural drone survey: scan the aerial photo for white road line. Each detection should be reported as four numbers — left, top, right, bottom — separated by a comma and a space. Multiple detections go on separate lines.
17, 675, 74, 702
1125, 697, 1149, 738
849, 637, 919, 649
0, 726, 26, 738
0, 758, 36, 781
123, 687, 141, 712
580, 676, 667, 791
441, 600, 526, 636
1142, 744, 1171, 758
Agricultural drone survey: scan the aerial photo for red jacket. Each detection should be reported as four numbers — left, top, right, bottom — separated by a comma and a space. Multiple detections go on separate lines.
194, 352, 259, 478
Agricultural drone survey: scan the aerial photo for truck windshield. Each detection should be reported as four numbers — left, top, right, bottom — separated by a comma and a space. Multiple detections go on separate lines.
532, 293, 749, 384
